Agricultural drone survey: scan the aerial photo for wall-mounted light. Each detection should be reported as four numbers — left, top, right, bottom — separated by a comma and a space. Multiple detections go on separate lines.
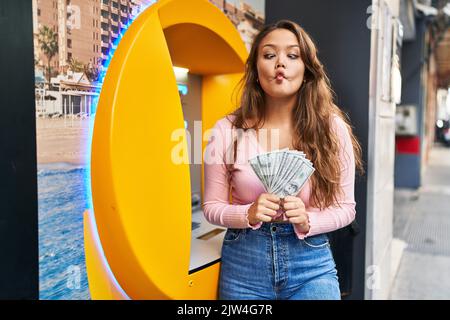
173, 66, 189, 84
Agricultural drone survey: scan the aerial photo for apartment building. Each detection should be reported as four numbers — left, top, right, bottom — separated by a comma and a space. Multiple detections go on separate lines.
209, 0, 264, 51
33, 0, 153, 75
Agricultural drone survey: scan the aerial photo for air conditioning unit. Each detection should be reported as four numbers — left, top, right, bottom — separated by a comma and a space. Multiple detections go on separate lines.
395, 104, 418, 136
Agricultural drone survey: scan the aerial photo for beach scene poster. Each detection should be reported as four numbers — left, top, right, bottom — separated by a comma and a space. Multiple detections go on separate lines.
33, 0, 265, 300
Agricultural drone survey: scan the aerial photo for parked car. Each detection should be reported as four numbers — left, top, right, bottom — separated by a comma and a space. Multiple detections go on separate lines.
436, 119, 450, 146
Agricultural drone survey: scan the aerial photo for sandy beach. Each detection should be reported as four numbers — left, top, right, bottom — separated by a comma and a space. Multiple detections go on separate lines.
36, 117, 93, 166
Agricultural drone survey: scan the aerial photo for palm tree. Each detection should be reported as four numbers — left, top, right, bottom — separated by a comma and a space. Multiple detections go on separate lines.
67, 57, 84, 73
37, 25, 58, 87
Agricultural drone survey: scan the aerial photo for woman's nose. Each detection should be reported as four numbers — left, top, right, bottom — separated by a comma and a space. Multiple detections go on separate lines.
276, 59, 286, 69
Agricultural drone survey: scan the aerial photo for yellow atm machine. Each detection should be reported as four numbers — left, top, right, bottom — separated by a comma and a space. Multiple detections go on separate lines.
83, 0, 248, 299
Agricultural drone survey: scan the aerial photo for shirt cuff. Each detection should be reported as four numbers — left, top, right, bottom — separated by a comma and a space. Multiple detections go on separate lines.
221, 202, 262, 230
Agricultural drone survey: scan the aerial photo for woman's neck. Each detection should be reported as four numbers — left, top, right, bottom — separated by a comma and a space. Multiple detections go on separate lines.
264, 94, 297, 126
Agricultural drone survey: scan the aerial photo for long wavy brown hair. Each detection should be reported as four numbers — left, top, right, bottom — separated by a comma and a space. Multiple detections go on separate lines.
229, 19, 364, 209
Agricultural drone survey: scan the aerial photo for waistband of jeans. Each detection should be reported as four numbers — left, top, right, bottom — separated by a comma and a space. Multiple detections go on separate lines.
255, 222, 296, 235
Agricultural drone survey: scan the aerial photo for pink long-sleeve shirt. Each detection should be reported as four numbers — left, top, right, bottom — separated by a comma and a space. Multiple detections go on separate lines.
202, 114, 356, 240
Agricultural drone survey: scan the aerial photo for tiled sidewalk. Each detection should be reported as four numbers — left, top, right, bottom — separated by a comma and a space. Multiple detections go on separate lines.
390, 144, 450, 299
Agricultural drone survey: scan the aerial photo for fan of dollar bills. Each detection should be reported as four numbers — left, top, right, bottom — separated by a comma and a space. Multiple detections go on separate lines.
248, 149, 315, 198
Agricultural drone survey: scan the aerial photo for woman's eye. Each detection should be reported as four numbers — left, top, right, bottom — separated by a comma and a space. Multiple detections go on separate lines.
263, 54, 299, 59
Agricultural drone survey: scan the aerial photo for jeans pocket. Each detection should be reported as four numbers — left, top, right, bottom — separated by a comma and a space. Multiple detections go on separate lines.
223, 228, 244, 244
302, 234, 330, 248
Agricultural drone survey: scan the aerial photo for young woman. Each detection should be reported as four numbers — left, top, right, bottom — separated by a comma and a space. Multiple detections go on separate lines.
202, 20, 364, 300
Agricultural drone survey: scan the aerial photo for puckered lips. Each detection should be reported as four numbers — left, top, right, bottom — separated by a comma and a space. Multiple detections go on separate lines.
274, 69, 286, 81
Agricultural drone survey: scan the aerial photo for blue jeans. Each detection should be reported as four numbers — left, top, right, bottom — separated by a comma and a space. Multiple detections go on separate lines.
219, 222, 341, 300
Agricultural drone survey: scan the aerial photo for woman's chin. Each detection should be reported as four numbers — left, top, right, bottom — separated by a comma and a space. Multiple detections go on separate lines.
267, 90, 298, 99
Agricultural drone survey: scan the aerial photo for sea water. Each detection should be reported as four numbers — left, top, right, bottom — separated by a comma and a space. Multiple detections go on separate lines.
38, 163, 90, 300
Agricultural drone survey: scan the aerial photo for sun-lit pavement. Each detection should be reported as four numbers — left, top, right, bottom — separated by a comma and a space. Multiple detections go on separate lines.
390, 143, 450, 299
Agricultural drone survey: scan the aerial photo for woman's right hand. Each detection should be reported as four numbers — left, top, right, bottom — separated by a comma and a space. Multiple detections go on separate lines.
247, 193, 281, 225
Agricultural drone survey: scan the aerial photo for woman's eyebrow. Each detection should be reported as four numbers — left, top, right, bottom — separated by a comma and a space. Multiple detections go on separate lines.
262, 44, 300, 49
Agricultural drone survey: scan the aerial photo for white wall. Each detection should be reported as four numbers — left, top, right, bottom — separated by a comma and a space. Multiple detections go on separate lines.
365, 0, 400, 300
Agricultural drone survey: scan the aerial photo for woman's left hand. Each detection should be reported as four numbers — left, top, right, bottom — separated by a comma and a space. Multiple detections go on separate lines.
282, 195, 310, 233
